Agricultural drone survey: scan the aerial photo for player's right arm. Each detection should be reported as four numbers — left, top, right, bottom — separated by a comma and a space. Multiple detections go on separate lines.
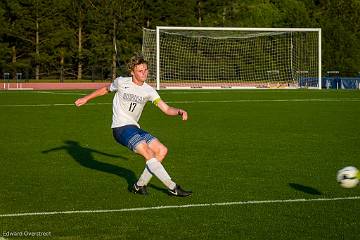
75, 86, 110, 107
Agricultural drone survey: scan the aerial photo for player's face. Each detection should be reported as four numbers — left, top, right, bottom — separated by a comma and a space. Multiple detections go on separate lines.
131, 64, 148, 84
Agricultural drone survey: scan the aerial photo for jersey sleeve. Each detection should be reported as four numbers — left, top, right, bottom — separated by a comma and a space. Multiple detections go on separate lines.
108, 77, 120, 92
149, 88, 161, 106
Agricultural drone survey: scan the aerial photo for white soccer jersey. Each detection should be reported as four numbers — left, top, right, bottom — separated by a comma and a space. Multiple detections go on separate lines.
108, 77, 160, 128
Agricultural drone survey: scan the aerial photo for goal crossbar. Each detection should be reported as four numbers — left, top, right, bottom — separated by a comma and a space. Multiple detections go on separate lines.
157, 26, 321, 32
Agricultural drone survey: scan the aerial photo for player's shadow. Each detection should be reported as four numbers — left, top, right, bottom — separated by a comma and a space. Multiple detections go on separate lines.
288, 183, 322, 195
42, 140, 137, 190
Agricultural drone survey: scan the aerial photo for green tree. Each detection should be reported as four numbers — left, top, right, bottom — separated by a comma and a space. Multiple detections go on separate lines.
144, 0, 197, 28
85, 0, 144, 80
1, 0, 360, 81
270, 0, 314, 27
44, 0, 75, 81
0, 4, 10, 75
1, 0, 31, 80
314, 0, 360, 73
1, 0, 72, 80
197, 0, 282, 27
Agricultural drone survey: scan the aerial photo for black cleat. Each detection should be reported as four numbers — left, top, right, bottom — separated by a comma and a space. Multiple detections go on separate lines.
168, 185, 192, 197
132, 183, 148, 195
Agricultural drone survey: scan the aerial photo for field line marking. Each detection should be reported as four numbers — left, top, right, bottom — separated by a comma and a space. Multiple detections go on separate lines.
0, 102, 111, 107
166, 98, 360, 104
36, 91, 87, 96
1, 196, 359, 218
1, 98, 360, 107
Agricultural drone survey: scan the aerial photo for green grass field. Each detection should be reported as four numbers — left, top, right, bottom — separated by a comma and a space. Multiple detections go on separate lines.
0, 89, 360, 239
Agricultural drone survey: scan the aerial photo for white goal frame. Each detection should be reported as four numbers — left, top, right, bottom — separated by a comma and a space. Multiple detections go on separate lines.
147, 26, 321, 90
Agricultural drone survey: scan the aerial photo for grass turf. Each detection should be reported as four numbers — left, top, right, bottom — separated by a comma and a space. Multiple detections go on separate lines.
0, 89, 359, 239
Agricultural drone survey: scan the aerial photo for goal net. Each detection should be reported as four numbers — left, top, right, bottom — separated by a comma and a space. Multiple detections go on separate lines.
142, 27, 321, 90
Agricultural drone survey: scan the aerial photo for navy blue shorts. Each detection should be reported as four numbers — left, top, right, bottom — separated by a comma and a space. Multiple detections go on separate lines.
112, 125, 156, 151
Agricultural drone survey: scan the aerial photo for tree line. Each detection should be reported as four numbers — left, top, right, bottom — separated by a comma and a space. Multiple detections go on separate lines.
0, 0, 359, 81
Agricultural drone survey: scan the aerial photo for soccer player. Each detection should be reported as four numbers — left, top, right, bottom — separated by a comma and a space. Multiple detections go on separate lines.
74, 53, 192, 197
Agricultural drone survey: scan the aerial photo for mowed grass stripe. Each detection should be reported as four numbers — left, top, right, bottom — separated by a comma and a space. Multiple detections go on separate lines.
1, 196, 359, 218
0, 98, 360, 107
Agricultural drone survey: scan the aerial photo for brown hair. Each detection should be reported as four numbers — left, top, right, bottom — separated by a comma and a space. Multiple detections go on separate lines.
127, 53, 148, 72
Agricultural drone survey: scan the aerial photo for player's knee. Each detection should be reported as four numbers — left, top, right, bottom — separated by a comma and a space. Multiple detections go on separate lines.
157, 145, 168, 161
144, 147, 156, 159
136, 143, 155, 160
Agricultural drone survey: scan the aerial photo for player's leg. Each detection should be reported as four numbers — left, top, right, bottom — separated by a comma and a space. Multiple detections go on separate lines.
135, 142, 176, 190
135, 141, 192, 197
113, 126, 191, 196
113, 126, 151, 194
148, 139, 168, 162
134, 139, 167, 190
133, 133, 168, 188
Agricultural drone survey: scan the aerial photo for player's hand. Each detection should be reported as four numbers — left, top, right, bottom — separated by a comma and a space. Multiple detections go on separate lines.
75, 98, 88, 107
178, 109, 188, 121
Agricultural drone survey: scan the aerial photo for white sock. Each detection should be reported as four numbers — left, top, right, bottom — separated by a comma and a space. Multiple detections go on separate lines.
146, 158, 176, 190
136, 167, 153, 186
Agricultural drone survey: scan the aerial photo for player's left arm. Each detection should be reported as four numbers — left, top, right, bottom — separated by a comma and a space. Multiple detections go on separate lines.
156, 99, 188, 121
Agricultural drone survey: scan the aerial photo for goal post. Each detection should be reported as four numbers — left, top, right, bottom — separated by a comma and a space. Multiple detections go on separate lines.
142, 26, 322, 90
